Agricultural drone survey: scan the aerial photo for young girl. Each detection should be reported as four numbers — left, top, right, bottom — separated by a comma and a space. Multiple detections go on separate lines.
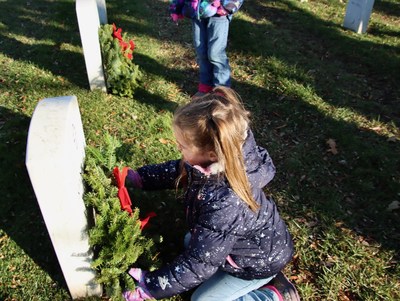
170, 0, 244, 98
123, 87, 298, 301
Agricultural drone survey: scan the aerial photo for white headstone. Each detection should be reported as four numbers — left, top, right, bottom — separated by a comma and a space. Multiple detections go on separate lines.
26, 96, 102, 299
343, 0, 375, 34
76, 0, 107, 91
96, 0, 108, 25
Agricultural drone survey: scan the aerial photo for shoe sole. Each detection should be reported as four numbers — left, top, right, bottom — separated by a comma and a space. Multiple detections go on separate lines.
272, 272, 301, 301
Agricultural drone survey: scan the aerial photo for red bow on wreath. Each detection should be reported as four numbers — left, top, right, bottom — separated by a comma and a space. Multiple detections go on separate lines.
113, 167, 156, 230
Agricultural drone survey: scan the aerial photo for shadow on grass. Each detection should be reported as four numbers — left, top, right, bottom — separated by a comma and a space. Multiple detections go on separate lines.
110, 0, 400, 253
231, 1, 400, 251
107, 0, 400, 125
0, 107, 68, 292
133, 85, 179, 113
233, 77, 400, 252
230, 0, 399, 124
224, 0, 400, 253
373, 0, 400, 18
1, 1, 399, 298
0, 0, 90, 89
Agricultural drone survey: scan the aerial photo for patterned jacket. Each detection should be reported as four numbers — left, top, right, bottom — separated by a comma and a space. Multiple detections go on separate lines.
170, 0, 244, 19
136, 130, 294, 299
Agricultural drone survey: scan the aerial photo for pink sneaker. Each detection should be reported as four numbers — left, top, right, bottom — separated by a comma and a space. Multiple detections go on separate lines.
262, 285, 284, 301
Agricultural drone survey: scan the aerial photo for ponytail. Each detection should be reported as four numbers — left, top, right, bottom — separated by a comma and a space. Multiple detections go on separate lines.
174, 87, 259, 212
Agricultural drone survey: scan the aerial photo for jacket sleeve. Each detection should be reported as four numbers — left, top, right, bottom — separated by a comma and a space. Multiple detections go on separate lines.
170, 0, 184, 15
254, 145, 275, 187
243, 130, 276, 188
142, 192, 243, 299
137, 160, 182, 190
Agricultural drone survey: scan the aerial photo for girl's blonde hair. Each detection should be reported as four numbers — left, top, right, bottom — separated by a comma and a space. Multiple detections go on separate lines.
173, 86, 259, 212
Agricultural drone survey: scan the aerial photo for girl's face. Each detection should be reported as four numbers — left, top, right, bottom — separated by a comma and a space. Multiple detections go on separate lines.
174, 127, 217, 167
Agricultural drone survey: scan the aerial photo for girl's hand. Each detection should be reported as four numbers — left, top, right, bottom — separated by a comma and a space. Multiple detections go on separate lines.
128, 268, 144, 283
123, 268, 154, 300
123, 287, 153, 301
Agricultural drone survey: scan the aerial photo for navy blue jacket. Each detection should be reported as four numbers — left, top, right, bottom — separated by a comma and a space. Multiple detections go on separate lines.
137, 130, 294, 299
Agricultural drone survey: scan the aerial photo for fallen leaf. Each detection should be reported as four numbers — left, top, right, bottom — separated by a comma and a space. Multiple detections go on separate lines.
371, 126, 382, 132
159, 138, 169, 144
310, 242, 318, 250
306, 220, 318, 227
338, 290, 351, 301
326, 138, 338, 154
387, 201, 400, 211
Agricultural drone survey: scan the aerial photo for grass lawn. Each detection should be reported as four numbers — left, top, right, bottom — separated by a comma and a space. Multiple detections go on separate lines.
0, 0, 399, 300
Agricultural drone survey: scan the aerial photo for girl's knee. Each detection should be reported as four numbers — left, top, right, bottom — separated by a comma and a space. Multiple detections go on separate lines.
190, 291, 203, 301
191, 288, 213, 301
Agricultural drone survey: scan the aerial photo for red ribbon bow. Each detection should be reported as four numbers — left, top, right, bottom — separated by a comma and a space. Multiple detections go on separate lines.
113, 167, 156, 230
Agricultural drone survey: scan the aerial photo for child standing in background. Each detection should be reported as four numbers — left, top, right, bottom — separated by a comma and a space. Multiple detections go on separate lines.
170, 0, 244, 98
122, 87, 300, 301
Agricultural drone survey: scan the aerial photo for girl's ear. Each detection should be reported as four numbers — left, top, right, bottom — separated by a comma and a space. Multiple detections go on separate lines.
208, 151, 218, 162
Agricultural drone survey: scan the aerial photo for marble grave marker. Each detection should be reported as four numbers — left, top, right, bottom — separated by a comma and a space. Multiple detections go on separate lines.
343, 0, 375, 34
76, 0, 107, 91
26, 96, 102, 299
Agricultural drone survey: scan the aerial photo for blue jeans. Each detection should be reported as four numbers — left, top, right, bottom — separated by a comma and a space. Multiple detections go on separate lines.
192, 16, 231, 88
184, 234, 279, 301
191, 270, 279, 301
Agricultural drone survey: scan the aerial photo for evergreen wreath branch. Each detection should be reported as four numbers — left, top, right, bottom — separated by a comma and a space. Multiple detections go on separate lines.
83, 133, 159, 301
99, 24, 142, 98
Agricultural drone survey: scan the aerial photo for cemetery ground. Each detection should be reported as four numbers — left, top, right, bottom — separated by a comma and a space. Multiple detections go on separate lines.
0, 0, 399, 300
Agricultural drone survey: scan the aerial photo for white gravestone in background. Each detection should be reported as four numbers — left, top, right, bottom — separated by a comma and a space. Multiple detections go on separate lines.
343, 0, 375, 34
26, 96, 102, 299
76, 0, 107, 91
96, 0, 108, 25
